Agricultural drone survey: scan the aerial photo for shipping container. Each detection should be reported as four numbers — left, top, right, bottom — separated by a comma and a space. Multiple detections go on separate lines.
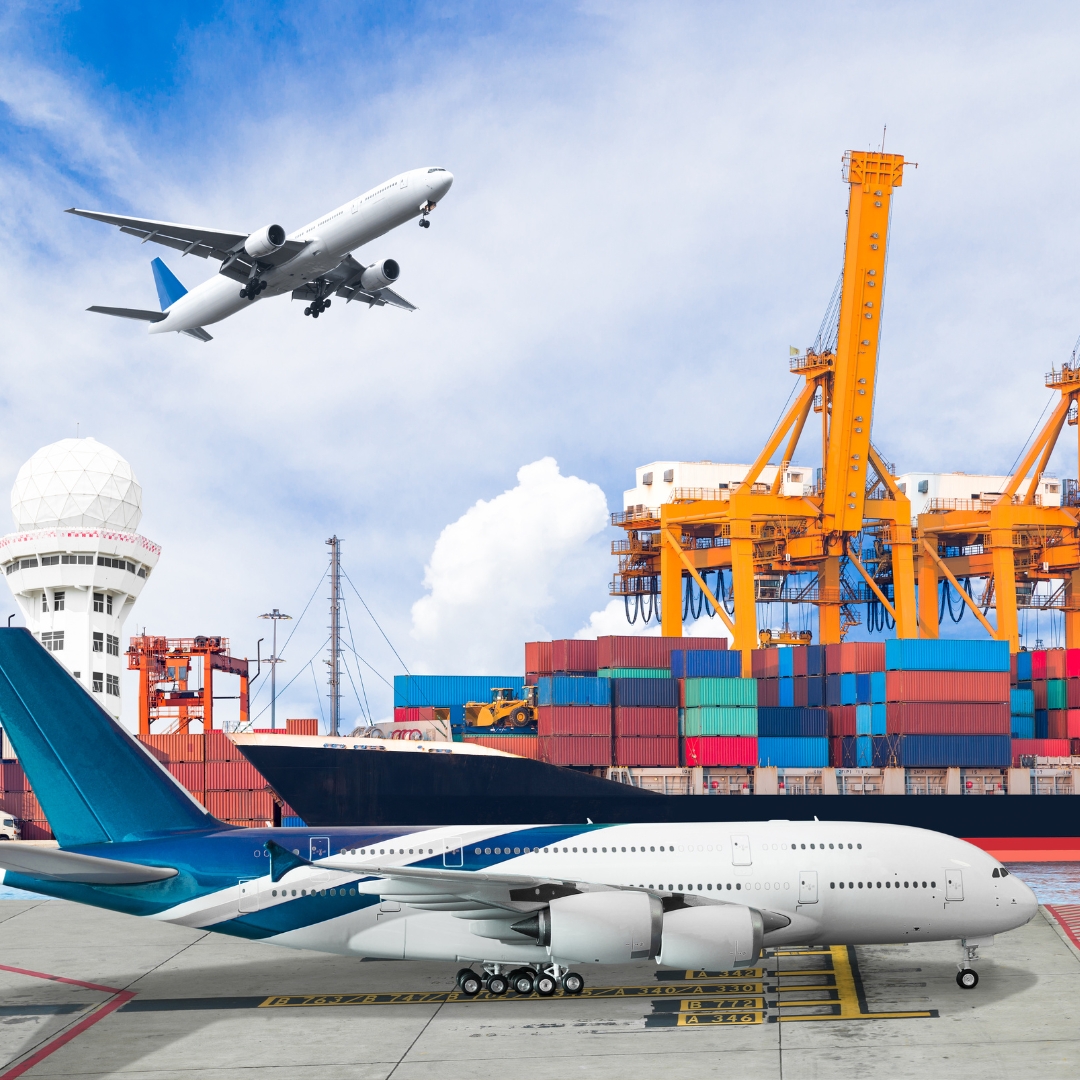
1049, 710, 1069, 740
461, 734, 541, 760
791, 647, 808, 677
286, 718, 319, 736
779, 678, 794, 707
806, 676, 824, 707
777, 648, 794, 678
138, 733, 205, 763
683, 707, 758, 737
751, 649, 779, 679
538, 736, 611, 766
884, 639, 1010, 672
536, 706, 612, 737
394, 675, 525, 708
167, 762, 204, 792
1031, 650, 1047, 680
841, 735, 873, 768
757, 679, 779, 707
825, 641, 886, 673
829, 705, 857, 737
552, 639, 598, 674
614, 737, 678, 767
885, 702, 1011, 734
1068, 649, 1080, 679
683, 736, 757, 767
792, 678, 808, 707
683, 678, 757, 708
1015, 650, 1033, 682
597, 668, 670, 679
897, 734, 1012, 767
1068, 681, 1080, 709
885, 671, 1010, 703
840, 673, 858, 706
1048, 679, 1067, 710
614, 707, 678, 737
1036, 711, 1049, 739
1011, 716, 1035, 739
758, 737, 829, 768
856, 704, 872, 736
756, 707, 828, 738
825, 674, 841, 706
205, 760, 266, 790
1010, 688, 1035, 716
612, 678, 678, 708
524, 641, 553, 675
204, 730, 247, 762
1068, 710, 1080, 738
669, 650, 742, 679
805, 645, 825, 676
1034, 681, 1048, 710
537, 676, 611, 707
0, 762, 28, 792
595, 636, 727, 670
1011, 738, 1070, 765
1046, 649, 1067, 679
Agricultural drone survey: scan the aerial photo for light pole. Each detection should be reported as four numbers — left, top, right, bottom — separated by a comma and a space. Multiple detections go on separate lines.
258, 609, 292, 729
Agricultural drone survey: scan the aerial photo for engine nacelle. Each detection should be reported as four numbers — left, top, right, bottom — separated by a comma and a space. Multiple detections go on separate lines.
360, 258, 401, 292
657, 905, 763, 970
244, 224, 286, 258
512, 891, 662, 964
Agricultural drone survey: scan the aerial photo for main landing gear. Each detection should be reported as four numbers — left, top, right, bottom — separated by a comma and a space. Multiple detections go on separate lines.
304, 298, 331, 318
455, 963, 585, 997
239, 279, 267, 300
956, 942, 981, 989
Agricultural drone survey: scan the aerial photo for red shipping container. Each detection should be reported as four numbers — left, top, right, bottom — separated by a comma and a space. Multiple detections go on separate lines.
20, 819, 53, 840
206, 760, 263, 790
537, 706, 611, 736
4, 791, 44, 820
1068, 650, 1080, 678
1011, 739, 1070, 765
204, 730, 244, 762
139, 734, 205, 763
205, 789, 274, 820
1032, 650, 1047, 680
1046, 649, 1067, 679
552, 639, 598, 673
525, 672, 540, 686
793, 678, 808, 707
614, 737, 678, 767
791, 648, 808, 677
1034, 681, 1048, 710
885, 703, 1010, 734
826, 642, 885, 674
394, 706, 438, 723
0, 762, 28, 792
1010, 654, 1018, 683
525, 641, 553, 675
1068, 711, 1080, 738
885, 671, 1009, 703
287, 718, 319, 736
757, 679, 779, 707
752, 650, 779, 678
462, 735, 542, 759
539, 736, 611, 766
1049, 710, 1069, 740
683, 736, 757, 767
614, 707, 678, 737
830, 737, 843, 767
596, 636, 727, 670
168, 762, 205, 792
829, 706, 856, 736
1068, 682, 1080, 709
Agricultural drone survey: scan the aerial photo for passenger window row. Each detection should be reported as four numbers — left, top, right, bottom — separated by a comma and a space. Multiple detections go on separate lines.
830, 880, 936, 890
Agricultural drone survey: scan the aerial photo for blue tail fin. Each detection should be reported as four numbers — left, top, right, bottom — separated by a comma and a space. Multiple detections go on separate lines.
151, 257, 188, 311
0, 629, 217, 846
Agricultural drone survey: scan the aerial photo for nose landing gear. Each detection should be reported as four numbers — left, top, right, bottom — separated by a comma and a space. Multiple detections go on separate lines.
418, 200, 436, 228
956, 941, 981, 989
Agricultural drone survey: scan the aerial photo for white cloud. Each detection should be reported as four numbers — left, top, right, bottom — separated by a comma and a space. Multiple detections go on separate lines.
409, 458, 609, 672
577, 598, 734, 643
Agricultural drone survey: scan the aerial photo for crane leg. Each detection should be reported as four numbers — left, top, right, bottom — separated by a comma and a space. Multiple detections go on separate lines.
730, 534, 757, 671
918, 557, 939, 639
660, 528, 684, 638
891, 523, 919, 639
817, 556, 842, 644
990, 527, 1018, 649
1065, 570, 1080, 649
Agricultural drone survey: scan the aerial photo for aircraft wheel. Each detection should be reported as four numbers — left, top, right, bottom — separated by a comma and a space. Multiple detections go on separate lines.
561, 971, 584, 995
509, 968, 535, 995
459, 971, 482, 997
239, 288, 248, 298
486, 973, 509, 996
324, 299, 331, 308
304, 307, 311, 316
312, 311, 319, 319
535, 972, 557, 996
956, 969, 978, 989
456, 967, 475, 990
259, 279, 268, 292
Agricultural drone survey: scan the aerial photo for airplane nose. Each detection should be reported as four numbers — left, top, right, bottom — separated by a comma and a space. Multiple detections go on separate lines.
1016, 879, 1040, 923
435, 172, 453, 199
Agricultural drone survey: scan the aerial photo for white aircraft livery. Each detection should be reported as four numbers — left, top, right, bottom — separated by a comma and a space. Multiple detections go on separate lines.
0, 630, 1040, 998
67, 166, 454, 342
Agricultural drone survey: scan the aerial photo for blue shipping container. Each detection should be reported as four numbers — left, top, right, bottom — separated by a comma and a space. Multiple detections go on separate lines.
394, 675, 525, 708
807, 677, 824, 708
840, 672, 857, 706
778, 648, 794, 678
1010, 688, 1035, 716
856, 705, 872, 736
538, 676, 611, 706
282, 815, 306, 827
1015, 651, 1033, 682
897, 734, 1012, 767
870, 671, 886, 704
1011, 716, 1035, 739
884, 639, 1010, 672
758, 737, 829, 768
871, 703, 887, 736
779, 678, 794, 707
670, 650, 741, 679
1036, 711, 1049, 740
855, 673, 872, 704
756, 708, 829, 737
806, 645, 825, 676
612, 678, 678, 708
825, 674, 841, 707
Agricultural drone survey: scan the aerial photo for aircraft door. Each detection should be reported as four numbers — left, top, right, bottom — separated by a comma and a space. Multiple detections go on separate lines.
798, 871, 818, 904
730, 835, 752, 866
400, 173, 409, 189
238, 879, 257, 913
945, 870, 964, 901
309, 836, 330, 860
443, 836, 464, 867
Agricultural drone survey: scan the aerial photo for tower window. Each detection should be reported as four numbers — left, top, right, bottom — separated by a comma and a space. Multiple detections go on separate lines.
106, 674, 119, 696
41, 593, 47, 613
93, 632, 104, 653
40, 555, 59, 566
107, 595, 113, 615
93, 593, 104, 613
106, 634, 119, 657
53, 591, 65, 612
41, 631, 64, 652
92, 672, 103, 693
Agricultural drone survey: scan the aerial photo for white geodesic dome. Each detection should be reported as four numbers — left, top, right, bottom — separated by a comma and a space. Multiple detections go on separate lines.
11, 438, 143, 532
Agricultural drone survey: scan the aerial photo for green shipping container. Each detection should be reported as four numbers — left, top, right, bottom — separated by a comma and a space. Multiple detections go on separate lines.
597, 668, 670, 679
684, 677, 758, 707
683, 707, 758, 736
1048, 679, 1067, 710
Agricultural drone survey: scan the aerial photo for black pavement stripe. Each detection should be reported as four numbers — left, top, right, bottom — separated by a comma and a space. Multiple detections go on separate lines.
121, 998, 268, 1012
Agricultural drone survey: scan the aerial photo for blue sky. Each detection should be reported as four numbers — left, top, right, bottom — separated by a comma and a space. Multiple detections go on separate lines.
2, 2, 1080, 727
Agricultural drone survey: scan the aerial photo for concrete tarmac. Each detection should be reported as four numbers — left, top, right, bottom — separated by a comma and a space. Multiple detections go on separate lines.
0, 898, 1077, 1079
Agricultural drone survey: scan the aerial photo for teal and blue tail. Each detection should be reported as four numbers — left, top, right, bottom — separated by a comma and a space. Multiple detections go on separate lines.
0, 629, 218, 846
151, 257, 187, 310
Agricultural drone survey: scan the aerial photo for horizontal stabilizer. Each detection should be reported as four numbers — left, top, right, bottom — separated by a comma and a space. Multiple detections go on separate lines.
180, 326, 213, 342
0, 844, 177, 885
87, 306, 167, 323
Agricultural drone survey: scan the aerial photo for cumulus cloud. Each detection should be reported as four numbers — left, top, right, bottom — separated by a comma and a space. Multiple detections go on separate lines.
577, 598, 734, 643
410, 458, 609, 672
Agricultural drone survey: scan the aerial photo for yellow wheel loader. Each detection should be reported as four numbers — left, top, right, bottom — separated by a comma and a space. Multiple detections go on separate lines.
464, 686, 538, 730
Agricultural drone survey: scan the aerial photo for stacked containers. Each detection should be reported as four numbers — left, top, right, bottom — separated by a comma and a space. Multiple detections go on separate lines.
537, 675, 611, 765
1009, 648, 1073, 760
681, 665, 757, 766
394, 675, 527, 732
613, 676, 678, 766
596, 635, 729, 679
0, 761, 50, 839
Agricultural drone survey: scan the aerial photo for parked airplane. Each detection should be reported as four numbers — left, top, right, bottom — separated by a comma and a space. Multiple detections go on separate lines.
67, 166, 454, 342
0, 630, 1037, 996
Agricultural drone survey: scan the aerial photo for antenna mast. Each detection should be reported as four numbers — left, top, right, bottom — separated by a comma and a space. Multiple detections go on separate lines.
327, 536, 341, 735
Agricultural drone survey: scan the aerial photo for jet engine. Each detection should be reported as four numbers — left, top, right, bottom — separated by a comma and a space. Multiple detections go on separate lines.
244, 224, 286, 258
657, 905, 763, 970
511, 891, 662, 963
360, 258, 401, 292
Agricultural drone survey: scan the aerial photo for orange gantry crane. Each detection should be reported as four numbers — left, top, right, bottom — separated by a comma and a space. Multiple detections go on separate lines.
917, 364, 1080, 649
611, 150, 919, 671
127, 635, 252, 734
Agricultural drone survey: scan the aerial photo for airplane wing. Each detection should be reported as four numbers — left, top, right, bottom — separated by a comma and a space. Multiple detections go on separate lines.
290, 255, 417, 311
66, 209, 308, 281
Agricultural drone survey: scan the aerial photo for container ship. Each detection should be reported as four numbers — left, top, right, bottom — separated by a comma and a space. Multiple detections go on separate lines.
232, 635, 1080, 863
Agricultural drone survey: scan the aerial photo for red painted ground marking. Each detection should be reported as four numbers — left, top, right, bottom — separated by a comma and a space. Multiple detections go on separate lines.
1046, 905, 1080, 953
0, 964, 134, 1079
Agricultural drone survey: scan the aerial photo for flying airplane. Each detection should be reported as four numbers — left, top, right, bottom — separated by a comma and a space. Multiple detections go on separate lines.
66, 166, 454, 342
0, 630, 1037, 996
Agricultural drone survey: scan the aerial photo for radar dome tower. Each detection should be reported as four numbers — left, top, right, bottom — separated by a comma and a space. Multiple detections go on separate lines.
0, 438, 160, 719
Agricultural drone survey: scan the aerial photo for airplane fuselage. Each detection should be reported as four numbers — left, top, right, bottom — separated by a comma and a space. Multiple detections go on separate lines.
150, 167, 452, 334
0, 820, 1037, 968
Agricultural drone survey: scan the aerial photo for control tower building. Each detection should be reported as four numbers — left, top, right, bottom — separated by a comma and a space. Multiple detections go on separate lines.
0, 438, 160, 719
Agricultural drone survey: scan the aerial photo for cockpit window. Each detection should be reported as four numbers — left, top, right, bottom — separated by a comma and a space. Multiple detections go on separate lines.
1001, 867, 1009, 876
992, 867, 1009, 878
992, 868, 999, 877
427, 167, 446, 173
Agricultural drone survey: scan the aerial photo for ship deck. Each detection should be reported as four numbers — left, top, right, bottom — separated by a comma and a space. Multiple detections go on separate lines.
0, 896, 1078, 1077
